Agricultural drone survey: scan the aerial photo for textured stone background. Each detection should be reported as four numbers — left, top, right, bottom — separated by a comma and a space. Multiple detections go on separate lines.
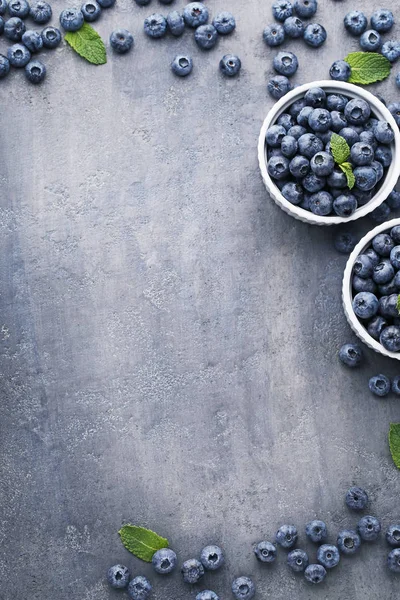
1, 0, 400, 598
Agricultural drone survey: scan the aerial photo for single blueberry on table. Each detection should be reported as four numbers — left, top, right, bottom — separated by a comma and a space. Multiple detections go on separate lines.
196, 592, 219, 600
253, 540, 277, 563
144, 13, 167, 38
60, 8, 84, 32
276, 524, 298, 549
152, 548, 177, 573
0, 53, 11, 78
373, 233, 394, 257
334, 232, 356, 254
387, 191, 400, 209
371, 8, 394, 33
128, 576, 152, 600
386, 524, 400, 546
267, 75, 292, 99
317, 545, 340, 569
357, 516, 381, 542
304, 564, 326, 584
272, 0, 292, 22
283, 16, 304, 38
380, 326, 400, 352
344, 10, 368, 36
352, 292, 379, 319
273, 51, 298, 76
305, 520, 327, 543
134, 0, 151, 5
7, 42, 30, 66
268, 155, 290, 180
22, 29, 43, 52
388, 548, 400, 573
41, 26, 61, 48
4, 16, 25, 40
97, 0, 115, 7
277, 113, 295, 130
389, 102, 400, 128
263, 23, 285, 46
281, 135, 298, 158
298, 132, 323, 158
360, 29, 382, 52
327, 93, 348, 112
339, 343, 363, 367
107, 565, 130, 589
369, 373, 391, 396
219, 54, 241, 77
339, 127, 359, 146
303, 172, 326, 193
8, 0, 29, 18
0, 0, 7, 14
337, 530, 361, 555
289, 155, 310, 178
309, 191, 332, 215
213, 11, 235, 34
181, 558, 204, 584
287, 549, 309, 572
396, 73, 400, 90
282, 182, 303, 204
293, 0, 317, 19
381, 40, 400, 63
25, 58, 46, 83
303, 22, 327, 47
368, 315, 387, 340
231, 576, 255, 600
195, 24, 218, 50
110, 29, 133, 53
167, 11, 185, 36
81, 1, 101, 22
287, 124, 307, 139
304, 86, 326, 108
183, 2, 208, 28
266, 124, 286, 147
310, 151, 334, 176
200, 545, 224, 570
354, 166, 377, 192
333, 194, 357, 217
29, 0, 51, 23
330, 60, 351, 81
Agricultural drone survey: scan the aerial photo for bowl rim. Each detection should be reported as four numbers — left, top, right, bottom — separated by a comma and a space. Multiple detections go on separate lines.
342, 217, 400, 361
258, 80, 400, 226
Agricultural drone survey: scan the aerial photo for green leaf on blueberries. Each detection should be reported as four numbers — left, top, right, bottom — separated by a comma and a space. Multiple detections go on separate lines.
389, 423, 400, 469
330, 133, 350, 165
118, 525, 168, 562
397, 295, 400, 316
65, 23, 106, 65
345, 52, 391, 85
339, 162, 356, 190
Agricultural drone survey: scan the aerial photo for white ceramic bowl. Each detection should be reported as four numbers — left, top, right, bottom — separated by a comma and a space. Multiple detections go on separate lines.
343, 218, 400, 361
258, 80, 400, 226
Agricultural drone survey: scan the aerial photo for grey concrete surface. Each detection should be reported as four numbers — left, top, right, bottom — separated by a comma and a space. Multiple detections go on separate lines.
1, 0, 400, 598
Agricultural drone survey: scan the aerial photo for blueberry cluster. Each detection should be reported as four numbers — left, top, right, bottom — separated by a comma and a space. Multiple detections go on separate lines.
339, 342, 400, 396
265, 87, 394, 218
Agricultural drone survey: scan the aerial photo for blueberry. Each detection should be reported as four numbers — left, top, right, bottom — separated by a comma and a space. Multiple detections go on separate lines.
304, 87, 326, 108
134, 0, 151, 4
96, 0, 114, 7
365, 117, 379, 132
329, 112, 347, 134
280, 135, 297, 158
317, 545, 340, 569
345, 98, 371, 125
277, 113, 295, 130
338, 343, 363, 367
287, 124, 307, 139
7, 42, 30, 66
379, 277, 398, 295
387, 191, 400, 209
293, 0, 317, 19
282, 182, 303, 204
200, 545, 224, 571
353, 188, 373, 205
107, 565, 130, 589
357, 516, 381, 542
253, 540, 277, 563
370, 161, 384, 183
298, 133, 324, 158
171, 54, 193, 76
392, 226, 400, 244
305, 520, 327, 543
128, 576, 152, 600
303, 173, 326, 193
310, 151, 334, 176
333, 194, 357, 217
263, 23, 285, 46
330, 60, 351, 81
0, 54, 10, 78
152, 548, 177, 574
24, 57, 45, 83
272, 1, 292, 22
195, 24, 218, 49
289, 155, 310, 178
183, 2, 208, 28
268, 155, 290, 180
344, 10, 368, 36
327, 168, 347, 189
232, 577, 255, 600
368, 315, 388, 339
360, 29, 382, 52
334, 232, 356, 254
373, 233, 394, 256
167, 11, 185, 36
182, 558, 204, 584
354, 254, 373, 278
369, 373, 391, 395
81, 1, 101, 22
303, 23, 326, 47
388, 548, 400, 573
283, 16, 304, 38
360, 130, 378, 151
22, 29, 43, 52
266, 124, 287, 147
327, 93, 348, 112
276, 524, 298, 549
388, 102, 400, 127
308, 108, 331, 132
371, 9, 394, 33
304, 564, 326, 584
0, 15, 3, 33
364, 248, 380, 267
29, 0, 51, 23
287, 549, 308, 572
339, 127, 359, 146
386, 524, 400, 546
381, 40, 400, 63
60, 8, 84, 31
0, 0, 6, 14
353, 276, 377, 293
213, 11, 235, 34
196, 592, 219, 600
354, 166, 377, 191
4, 16, 25, 40
390, 245, 400, 269
297, 106, 313, 127
267, 75, 292, 99
337, 530, 361, 555
41, 26, 61, 48
110, 29, 133, 53
352, 291, 379, 319
144, 13, 167, 38
397, 73, 400, 89
373, 259, 394, 284
289, 97, 307, 116
380, 326, 400, 352
309, 191, 332, 215
351, 142, 374, 166
273, 51, 298, 76
8, 0, 29, 18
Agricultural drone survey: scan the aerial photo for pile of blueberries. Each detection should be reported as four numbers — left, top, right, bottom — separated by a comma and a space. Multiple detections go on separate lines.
107, 486, 400, 599
265, 86, 395, 218
330, 8, 400, 85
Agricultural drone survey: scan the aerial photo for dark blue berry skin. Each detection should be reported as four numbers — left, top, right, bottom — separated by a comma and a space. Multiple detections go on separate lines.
354, 188, 373, 206
327, 93, 348, 112
354, 166, 377, 192
339, 343, 363, 367
309, 191, 332, 215
289, 97, 307, 116
4, 16, 25, 40
344, 10, 367, 36
281, 136, 298, 158
182, 559, 204, 584
353, 276, 377, 293
266, 124, 286, 147
231, 577, 255, 600
390, 246, 400, 269
0, 15, 4, 33
379, 278, 398, 295
268, 155, 290, 180
283, 16, 304, 38
386, 524, 400, 546
267, 75, 292, 99
380, 326, 400, 352
107, 565, 130, 589
369, 373, 391, 396
303, 173, 326, 193
263, 23, 285, 46
308, 108, 331, 132
196, 592, 219, 600
282, 182, 303, 204
183, 2, 208, 28
171, 55, 193, 76
287, 125, 307, 139
293, 0, 317, 19
339, 127, 359, 147
375, 145, 392, 168
317, 545, 340, 569
330, 111, 347, 133
200, 545, 224, 571
345, 98, 371, 125
305, 520, 328, 543
128, 576, 152, 600
310, 151, 334, 176
304, 23, 327, 47
392, 226, 400, 244
273, 51, 298, 76
333, 195, 357, 217
97, 0, 115, 7
327, 168, 347, 189
287, 549, 309, 572
396, 73, 400, 89
330, 60, 351, 81
24, 58, 46, 83
8, 0, 29, 18
219, 54, 241, 77
373, 260, 394, 285
0, 0, 7, 14
0, 54, 10, 77
22, 29, 43, 52
134, 0, 151, 5
375, 121, 395, 145
60, 8, 84, 31
388, 549, 400, 573
289, 155, 309, 178
297, 106, 313, 127
387, 191, 400, 210
304, 564, 326, 584
360, 29, 382, 51
29, 0, 51, 23
371, 9, 394, 33
373, 233, 394, 257
152, 548, 177, 574
167, 11, 185, 36
354, 255, 373, 278
272, 1, 292, 22
371, 161, 384, 184
298, 133, 323, 158
388, 102, 400, 128
276, 525, 298, 549
144, 13, 167, 38
351, 142, 374, 166
357, 516, 381, 541
352, 292, 379, 319
368, 315, 387, 340
334, 232, 356, 254
381, 40, 400, 62
253, 541, 277, 563
213, 11, 235, 34
195, 24, 218, 49
337, 530, 361, 555
41, 26, 61, 48
277, 113, 295, 130
7, 42, 30, 66
304, 87, 326, 108
110, 29, 133, 53
364, 248, 380, 267
360, 130, 378, 151
81, 1, 101, 22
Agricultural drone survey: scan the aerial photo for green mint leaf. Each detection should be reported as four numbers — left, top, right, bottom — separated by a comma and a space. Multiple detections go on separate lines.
65, 23, 106, 65
339, 162, 356, 190
397, 295, 400, 316
118, 525, 168, 562
330, 133, 350, 165
389, 423, 400, 469
345, 51, 391, 85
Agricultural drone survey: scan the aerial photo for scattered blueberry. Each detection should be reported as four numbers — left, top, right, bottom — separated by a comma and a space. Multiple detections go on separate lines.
213, 11, 235, 35
22, 29, 43, 52
110, 29, 133, 53
287, 549, 309, 572
388, 548, 400, 573
29, 0, 51, 23
381, 40, 400, 63
387, 524, 400, 547
219, 54, 241, 77
396, 73, 400, 89
267, 75, 292, 98
276, 524, 298, 549
330, 60, 351, 81
24, 58, 45, 83
272, 0, 293, 22
371, 9, 394, 33
369, 373, 391, 395
357, 516, 381, 542
196, 592, 219, 600
303, 23, 327, 47
392, 376, 400, 395
4, 16, 25, 40
97, 0, 115, 7
273, 51, 298, 76
293, 0, 317, 19
283, 16, 304, 38
339, 343, 363, 367
144, 13, 167, 38
380, 326, 400, 352
59, 7, 84, 32
304, 564, 326, 584
41, 25, 61, 48
337, 530, 361, 555
0, 0, 6, 14
263, 23, 285, 46
107, 565, 130, 589
183, 2, 208, 28
346, 486, 369, 510
253, 540, 277, 563
200, 545, 224, 571
231, 576, 255, 600
152, 548, 177, 574
181, 558, 204, 584
128, 576, 152, 600
317, 545, 340, 569
344, 10, 368, 36
334, 231, 356, 254
8, 0, 29, 18
195, 24, 218, 50
167, 10, 185, 36
0, 53, 10, 78
306, 520, 328, 543
81, 1, 101, 22
7, 42, 30, 66
360, 29, 382, 52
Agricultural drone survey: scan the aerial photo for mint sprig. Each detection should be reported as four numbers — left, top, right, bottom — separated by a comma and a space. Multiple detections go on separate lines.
345, 52, 391, 85
65, 23, 106, 65
389, 423, 400, 469
118, 525, 168, 562
330, 133, 355, 190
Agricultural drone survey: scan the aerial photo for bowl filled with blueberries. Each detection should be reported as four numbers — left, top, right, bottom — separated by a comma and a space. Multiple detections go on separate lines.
258, 80, 400, 225
343, 218, 400, 360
